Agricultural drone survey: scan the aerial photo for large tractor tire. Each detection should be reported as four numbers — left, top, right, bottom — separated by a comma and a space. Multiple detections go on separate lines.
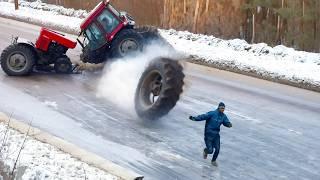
54, 56, 72, 74
110, 29, 143, 58
0, 44, 36, 76
135, 58, 184, 120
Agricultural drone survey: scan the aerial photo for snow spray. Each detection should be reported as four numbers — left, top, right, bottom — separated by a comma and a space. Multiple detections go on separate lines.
96, 42, 182, 113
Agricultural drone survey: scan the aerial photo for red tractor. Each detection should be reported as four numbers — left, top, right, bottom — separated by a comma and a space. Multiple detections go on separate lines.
1, 28, 77, 75
0, 0, 184, 119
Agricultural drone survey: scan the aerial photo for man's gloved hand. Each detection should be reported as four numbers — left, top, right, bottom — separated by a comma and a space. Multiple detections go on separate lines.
189, 116, 195, 121
226, 122, 232, 128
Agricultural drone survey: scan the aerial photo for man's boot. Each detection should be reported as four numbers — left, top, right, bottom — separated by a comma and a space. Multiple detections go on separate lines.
211, 161, 218, 167
203, 149, 208, 159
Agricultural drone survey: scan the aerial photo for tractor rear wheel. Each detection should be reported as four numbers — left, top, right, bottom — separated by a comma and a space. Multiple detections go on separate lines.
110, 29, 143, 58
0, 44, 35, 76
54, 56, 72, 74
135, 58, 184, 120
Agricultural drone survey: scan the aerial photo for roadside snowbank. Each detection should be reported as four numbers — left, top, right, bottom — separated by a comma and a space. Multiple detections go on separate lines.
19, 0, 88, 18
0, 1, 81, 34
160, 29, 320, 87
0, 0, 319, 89
0, 122, 118, 180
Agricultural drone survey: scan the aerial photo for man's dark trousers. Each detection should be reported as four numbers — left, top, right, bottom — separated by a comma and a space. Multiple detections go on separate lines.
204, 133, 220, 161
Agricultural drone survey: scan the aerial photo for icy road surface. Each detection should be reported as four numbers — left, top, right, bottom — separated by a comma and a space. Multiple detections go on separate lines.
0, 18, 320, 180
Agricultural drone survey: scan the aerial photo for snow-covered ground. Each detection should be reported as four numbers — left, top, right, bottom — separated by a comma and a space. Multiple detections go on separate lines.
0, 0, 81, 34
0, 122, 118, 180
160, 30, 320, 87
0, 0, 319, 88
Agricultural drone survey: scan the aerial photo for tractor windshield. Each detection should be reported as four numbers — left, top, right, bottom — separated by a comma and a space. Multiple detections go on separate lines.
85, 22, 105, 50
79, 4, 121, 51
97, 8, 120, 33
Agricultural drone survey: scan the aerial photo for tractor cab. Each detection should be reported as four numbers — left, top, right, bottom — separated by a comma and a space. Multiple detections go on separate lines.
77, 0, 138, 63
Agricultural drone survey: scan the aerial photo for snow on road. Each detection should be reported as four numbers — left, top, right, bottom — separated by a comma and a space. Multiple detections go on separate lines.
0, 0, 319, 88
0, 122, 118, 180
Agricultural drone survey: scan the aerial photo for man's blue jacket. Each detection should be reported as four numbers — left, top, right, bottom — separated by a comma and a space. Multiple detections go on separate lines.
193, 109, 232, 136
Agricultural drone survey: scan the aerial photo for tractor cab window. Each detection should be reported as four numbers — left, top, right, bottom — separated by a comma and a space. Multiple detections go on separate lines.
108, 4, 120, 17
85, 22, 105, 50
97, 9, 120, 33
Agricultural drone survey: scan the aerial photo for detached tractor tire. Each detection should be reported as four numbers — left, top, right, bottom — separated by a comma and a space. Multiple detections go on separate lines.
0, 44, 36, 76
110, 29, 143, 58
54, 56, 72, 74
135, 58, 184, 120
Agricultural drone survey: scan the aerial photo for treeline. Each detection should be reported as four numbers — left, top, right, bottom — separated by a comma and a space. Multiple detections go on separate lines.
161, 0, 319, 52
242, 0, 320, 52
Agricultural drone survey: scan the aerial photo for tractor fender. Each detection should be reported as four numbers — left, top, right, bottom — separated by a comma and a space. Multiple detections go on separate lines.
13, 37, 36, 49
12, 37, 38, 58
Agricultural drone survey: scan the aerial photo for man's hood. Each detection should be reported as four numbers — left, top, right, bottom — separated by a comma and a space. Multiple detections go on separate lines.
218, 102, 225, 108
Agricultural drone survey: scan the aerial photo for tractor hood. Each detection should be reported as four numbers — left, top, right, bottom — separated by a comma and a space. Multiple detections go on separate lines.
120, 11, 135, 26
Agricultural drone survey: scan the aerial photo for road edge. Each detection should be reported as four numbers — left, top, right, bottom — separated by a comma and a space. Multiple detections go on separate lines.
187, 58, 320, 93
1, 15, 319, 93
0, 112, 144, 180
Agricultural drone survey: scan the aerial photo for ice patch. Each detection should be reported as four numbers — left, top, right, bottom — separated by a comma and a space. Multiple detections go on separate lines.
229, 110, 262, 124
43, 100, 58, 109
288, 129, 303, 135
155, 150, 185, 161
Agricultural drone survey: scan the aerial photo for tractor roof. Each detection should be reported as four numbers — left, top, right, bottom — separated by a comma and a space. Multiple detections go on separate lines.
80, 1, 110, 30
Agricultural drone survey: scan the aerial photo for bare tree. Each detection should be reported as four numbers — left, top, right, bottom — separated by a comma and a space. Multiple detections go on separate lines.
301, 0, 305, 49
10, 122, 31, 179
242, 0, 259, 43
0, 113, 13, 154
205, 0, 210, 13
276, 0, 285, 44
14, 0, 19, 10
251, 12, 255, 43
163, 0, 169, 28
193, 0, 202, 32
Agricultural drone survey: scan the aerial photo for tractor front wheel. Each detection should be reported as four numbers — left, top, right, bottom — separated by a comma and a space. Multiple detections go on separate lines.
0, 44, 36, 76
54, 56, 72, 74
110, 29, 143, 58
135, 58, 184, 120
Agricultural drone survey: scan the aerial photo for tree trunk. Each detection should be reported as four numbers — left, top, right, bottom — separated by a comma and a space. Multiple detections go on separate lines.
169, 0, 174, 28
184, 0, 187, 14
163, 0, 168, 28
302, 0, 305, 49
193, 0, 201, 32
276, 14, 280, 42
317, 0, 320, 52
14, 0, 19, 10
205, 0, 210, 13
276, 0, 284, 44
280, 0, 285, 44
251, 12, 255, 43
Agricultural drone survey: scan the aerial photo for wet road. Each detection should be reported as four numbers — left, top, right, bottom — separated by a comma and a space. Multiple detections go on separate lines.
0, 17, 320, 180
